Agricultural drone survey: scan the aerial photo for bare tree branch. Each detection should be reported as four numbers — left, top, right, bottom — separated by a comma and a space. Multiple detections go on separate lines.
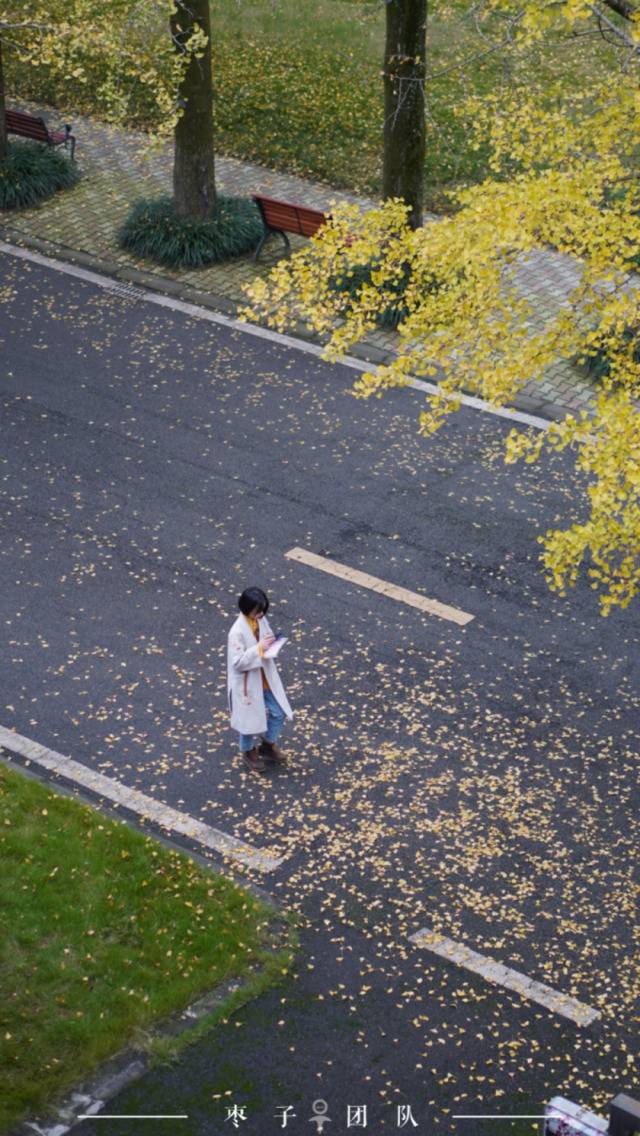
600, 0, 638, 19
586, 1, 640, 47
0, 21, 52, 31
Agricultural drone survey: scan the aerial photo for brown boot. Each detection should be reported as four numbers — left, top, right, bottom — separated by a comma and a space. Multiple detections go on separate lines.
259, 739, 287, 766
242, 746, 266, 773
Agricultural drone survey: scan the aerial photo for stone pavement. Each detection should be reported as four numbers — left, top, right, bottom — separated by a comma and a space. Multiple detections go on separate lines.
1, 102, 599, 421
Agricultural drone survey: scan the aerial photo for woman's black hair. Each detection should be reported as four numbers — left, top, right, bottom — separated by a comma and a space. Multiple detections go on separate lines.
238, 587, 270, 616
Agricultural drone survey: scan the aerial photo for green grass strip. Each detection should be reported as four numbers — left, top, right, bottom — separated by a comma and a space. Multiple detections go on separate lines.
0, 764, 293, 1132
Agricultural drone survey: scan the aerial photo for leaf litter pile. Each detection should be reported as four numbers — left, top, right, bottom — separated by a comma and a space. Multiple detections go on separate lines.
0, 259, 638, 1128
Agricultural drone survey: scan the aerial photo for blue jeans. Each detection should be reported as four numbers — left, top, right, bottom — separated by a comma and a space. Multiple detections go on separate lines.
239, 689, 285, 752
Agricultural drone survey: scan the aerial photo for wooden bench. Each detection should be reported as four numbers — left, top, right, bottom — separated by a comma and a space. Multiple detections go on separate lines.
253, 194, 327, 260
6, 109, 76, 160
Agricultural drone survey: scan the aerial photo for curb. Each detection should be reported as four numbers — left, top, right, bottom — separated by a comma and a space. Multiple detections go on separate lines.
0, 224, 564, 422
0, 223, 335, 352
0, 747, 279, 910
17, 962, 280, 1136
1, 751, 291, 1136
0, 224, 239, 319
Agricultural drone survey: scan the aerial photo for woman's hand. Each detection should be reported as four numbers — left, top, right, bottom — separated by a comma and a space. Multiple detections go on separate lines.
259, 636, 276, 654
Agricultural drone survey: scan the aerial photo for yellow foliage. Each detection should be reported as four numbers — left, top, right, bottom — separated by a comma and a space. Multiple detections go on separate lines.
0, 0, 200, 142
242, 4, 640, 613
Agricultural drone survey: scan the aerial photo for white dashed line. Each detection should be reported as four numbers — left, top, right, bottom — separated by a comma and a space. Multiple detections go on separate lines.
0, 725, 284, 873
285, 547, 474, 626
410, 928, 600, 1026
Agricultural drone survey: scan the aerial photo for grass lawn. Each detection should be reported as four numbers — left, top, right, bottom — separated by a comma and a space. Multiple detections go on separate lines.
5, 1, 617, 211
0, 763, 293, 1134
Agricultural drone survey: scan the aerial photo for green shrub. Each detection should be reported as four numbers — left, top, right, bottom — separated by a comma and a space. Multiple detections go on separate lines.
118, 195, 263, 268
329, 258, 455, 330
330, 259, 412, 329
0, 141, 80, 209
579, 326, 640, 387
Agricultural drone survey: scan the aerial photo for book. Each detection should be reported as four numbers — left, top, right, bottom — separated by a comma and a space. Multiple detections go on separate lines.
263, 635, 288, 659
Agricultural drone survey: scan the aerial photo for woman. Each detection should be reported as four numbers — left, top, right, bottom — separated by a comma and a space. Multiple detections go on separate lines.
227, 587, 293, 773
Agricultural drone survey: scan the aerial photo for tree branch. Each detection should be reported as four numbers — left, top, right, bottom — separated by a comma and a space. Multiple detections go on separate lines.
0, 21, 52, 31
586, 1, 640, 47
600, 0, 638, 19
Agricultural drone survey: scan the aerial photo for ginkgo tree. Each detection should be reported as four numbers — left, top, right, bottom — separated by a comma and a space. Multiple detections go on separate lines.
0, 1, 212, 205
244, 0, 640, 615
0, 1, 184, 151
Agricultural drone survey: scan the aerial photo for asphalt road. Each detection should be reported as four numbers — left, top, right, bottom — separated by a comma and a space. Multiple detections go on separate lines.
1, 249, 639, 1135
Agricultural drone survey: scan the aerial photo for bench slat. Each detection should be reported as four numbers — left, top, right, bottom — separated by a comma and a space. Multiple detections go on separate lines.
297, 210, 326, 237
5, 109, 76, 160
257, 195, 326, 233
261, 204, 299, 222
6, 110, 42, 126
6, 113, 49, 142
12, 125, 47, 140
261, 205, 303, 232
253, 193, 328, 258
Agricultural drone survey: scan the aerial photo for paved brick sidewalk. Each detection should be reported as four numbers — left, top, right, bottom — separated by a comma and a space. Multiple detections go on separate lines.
1, 103, 599, 421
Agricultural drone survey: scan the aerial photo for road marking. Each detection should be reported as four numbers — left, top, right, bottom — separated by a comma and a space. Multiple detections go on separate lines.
0, 725, 284, 873
285, 547, 474, 626
0, 240, 552, 432
410, 928, 600, 1026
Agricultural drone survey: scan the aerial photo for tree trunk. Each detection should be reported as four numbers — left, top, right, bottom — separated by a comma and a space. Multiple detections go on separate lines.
0, 38, 7, 161
171, 0, 216, 219
382, 0, 427, 229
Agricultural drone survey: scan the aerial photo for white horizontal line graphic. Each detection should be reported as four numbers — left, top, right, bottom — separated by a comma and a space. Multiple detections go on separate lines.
285, 548, 474, 626
410, 928, 599, 1026
0, 725, 284, 873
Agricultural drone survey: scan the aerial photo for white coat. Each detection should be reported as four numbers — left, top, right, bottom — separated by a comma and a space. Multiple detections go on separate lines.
227, 613, 293, 735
